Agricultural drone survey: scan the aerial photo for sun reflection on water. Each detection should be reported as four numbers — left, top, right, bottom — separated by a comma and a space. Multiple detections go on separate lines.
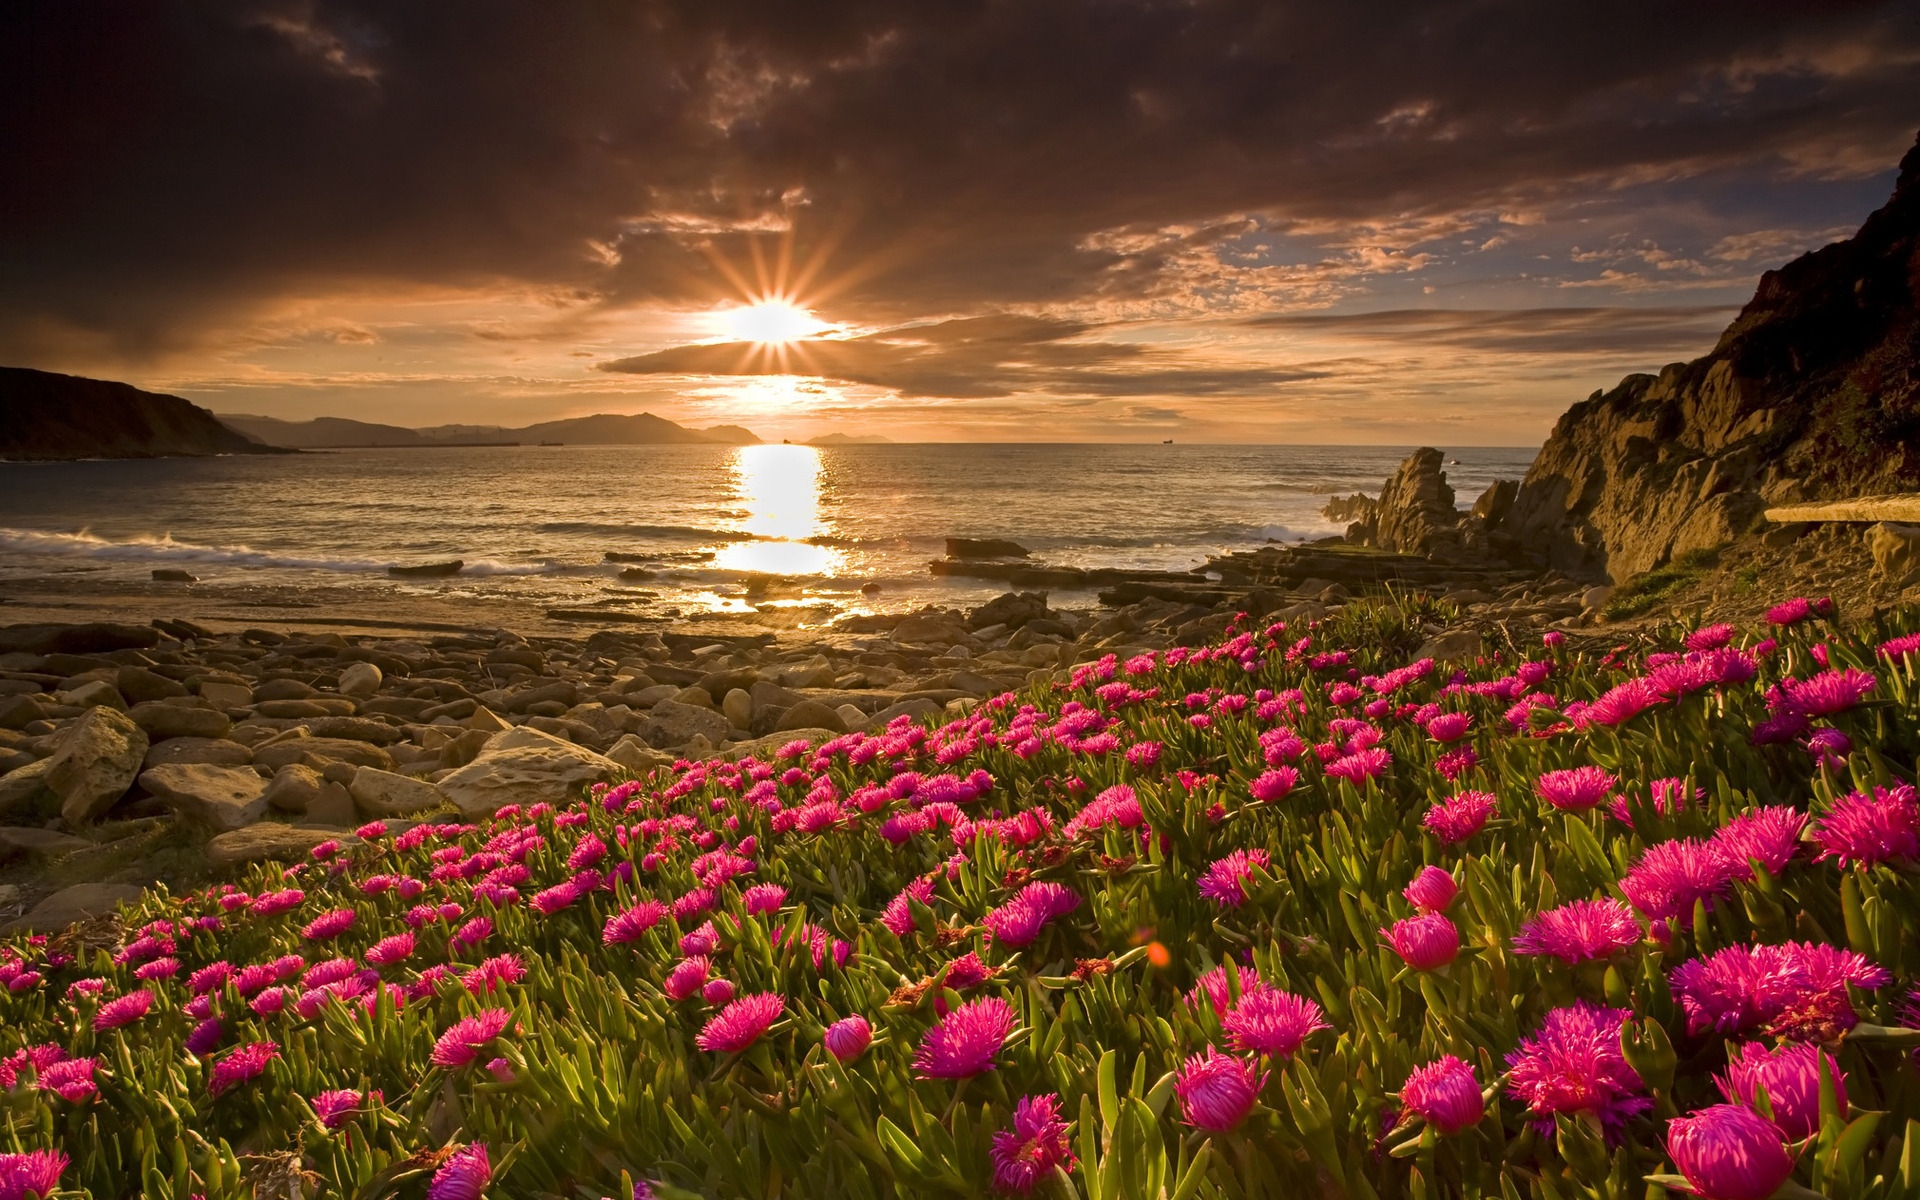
712, 443, 841, 577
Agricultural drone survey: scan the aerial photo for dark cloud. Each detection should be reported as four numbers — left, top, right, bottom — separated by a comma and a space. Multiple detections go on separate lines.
601, 314, 1324, 397
3, 0, 1917, 364
1247, 305, 1743, 355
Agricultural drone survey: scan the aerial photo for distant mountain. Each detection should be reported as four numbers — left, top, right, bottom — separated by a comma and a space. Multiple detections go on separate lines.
808, 431, 893, 445
219, 411, 760, 448
0, 367, 284, 461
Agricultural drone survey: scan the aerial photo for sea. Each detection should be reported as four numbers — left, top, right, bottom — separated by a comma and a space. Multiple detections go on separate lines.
0, 444, 1538, 627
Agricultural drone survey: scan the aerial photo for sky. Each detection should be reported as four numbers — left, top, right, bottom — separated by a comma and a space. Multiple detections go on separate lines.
3, 1, 1918, 445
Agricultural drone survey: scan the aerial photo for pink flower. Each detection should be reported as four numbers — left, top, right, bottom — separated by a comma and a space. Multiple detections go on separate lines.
1424, 791, 1495, 844
913, 996, 1017, 1079
1535, 766, 1615, 812
428, 1143, 491, 1200
1666, 1105, 1794, 1200
1772, 667, 1874, 717
1711, 806, 1806, 879
0, 1150, 67, 1200
1221, 989, 1328, 1059
37, 1058, 97, 1103
1426, 712, 1471, 743
91, 989, 154, 1032
1512, 899, 1641, 965
989, 1093, 1076, 1192
1582, 678, 1665, 727
1766, 596, 1829, 626
1248, 767, 1297, 803
365, 933, 415, 967
1197, 849, 1270, 909
311, 1088, 366, 1129
301, 908, 356, 940
1716, 1041, 1844, 1141
1686, 623, 1735, 652
664, 956, 711, 1001
1324, 746, 1390, 784
208, 1041, 279, 1097
679, 920, 721, 956
701, 978, 735, 1005
1173, 1048, 1267, 1131
1669, 941, 1888, 1040
432, 1009, 514, 1069
696, 992, 785, 1054
460, 954, 525, 995
185, 1017, 224, 1055
741, 883, 787, 916
1621, 838, 1736, 926
1382, 913, 1459, 971
824, 1015, 872, 1062
1504, 1002, 1649, 1135
1402, 866, 1457, 913
1813, 783, 1920, 868
880, 878, 938, 937
603, 900, 666, 945
1400, 1056, 1483, 1135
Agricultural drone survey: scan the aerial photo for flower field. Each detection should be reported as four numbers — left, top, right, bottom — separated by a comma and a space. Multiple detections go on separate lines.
5, 595, 1920, 1200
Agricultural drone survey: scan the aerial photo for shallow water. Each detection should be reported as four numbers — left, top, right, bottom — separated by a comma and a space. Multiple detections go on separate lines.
0, 443, 1536, 625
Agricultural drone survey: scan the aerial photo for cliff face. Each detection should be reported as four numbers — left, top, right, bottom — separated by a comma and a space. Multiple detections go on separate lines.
1505, 132, 1920, 582
0, 368, 279, 461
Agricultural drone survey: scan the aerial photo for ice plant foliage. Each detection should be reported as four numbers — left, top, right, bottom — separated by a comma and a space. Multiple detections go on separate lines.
0, 595, 1918, 1196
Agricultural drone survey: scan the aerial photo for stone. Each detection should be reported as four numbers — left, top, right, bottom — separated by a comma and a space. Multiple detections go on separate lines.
965, 591, 1051, 631
349, 767, 445, 817
1869, 522, 1920, 581
505, 680, 579, 714
721, 688, 753, 729
197, 680, 254, 710
604, 733, 675, 776
626, 684, 678, 707
263, 763, 325, 812
891, 613, 972, 646
139, 763, 270, 830
1414, 628, 1483, 664
670, 686, 715, 709
7, 883, 145, 932
866, 697, 944, 727
467, 706, 511, 733
59, 679, 126, 711
336, 661, 383, 699
440, 728, 492, 768
253, 678, 316, 702
946, 537, 1029, 559
142, 737, 253, 769
116, 665, 187, 703
302, 716, 404, 745
255, 698, 357, 719
206, 824, 359, 870
0, 695, 48, 730
0, 623, 159, 656
721, 729, 843, 760
0, 826, 91, 860
252, 738, 396, 773
129, 701, 233, 741
639, 698, 730, 749
835, 703, 868, 730
776, 699, 847, 734
0, 758, 54, 813
152, 568, 197, 582
305, 781, 360, 826
434, 726, 622, 818
45, 705, 149, 824
1369, 448, 1464, 559
1581, 586, 1614, 612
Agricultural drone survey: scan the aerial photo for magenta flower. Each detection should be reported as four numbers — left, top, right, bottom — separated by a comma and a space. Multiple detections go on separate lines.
0, 1150, 67, 1200
91, 989, 154, 1032
823, 1015, 872, 1063
429, 1143, 491, 1200
1426, 712, 1471, 743
460, 954, 525, 996
603, 899, 666, 946
913, 996, 1017, 1079
702, 978, 735, 1005
1583, 678, 1665, 727
989, 1093, 1076, 1193
1399, 1056, 1483, 1135
741, 883, 787, 916
1248, 767, 1298, 803
1670, 941, 1889, 1040
1880, 631, 1920, 659
1512, 899, 1641, 965
1197, 849, 1271, 909
1424, 791, 1495, 844
1716, 1041, 1844, 1141
1707, 806, 1806, 880
301, 908, 357, 940
1772, 667, 1875, 717
1813, 783, 1920, 868
1221, 989, 1329, 1059
880, 878, 938, 938
311, 1088, 365, 1129
1766, 596, 1829, 626
1666, 1105, 1794, 1200
664, 956, 711, 1001
1174, 1048, 1267, 1131
365, 932, 415, 967
208, 1041, 278, 1097
1535, 766, 1616, 812
1382, 913, 1460, 971
432, 1009, 515, 1069
1186, 963, 1274, 1014
696, 992, 786, 1054
185, 1016, 224, 1056
37, 1058, 97, 1104
679, 921, 721, 957
1687, 623, 1736, 652
1324, 746, 1390, 784
1504, 1002, 1649, 1136
1621, 838, 1736, 926
1402, 866, 1457, 913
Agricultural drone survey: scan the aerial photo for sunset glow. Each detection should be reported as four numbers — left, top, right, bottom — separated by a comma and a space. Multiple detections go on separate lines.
720, 299, 827, 346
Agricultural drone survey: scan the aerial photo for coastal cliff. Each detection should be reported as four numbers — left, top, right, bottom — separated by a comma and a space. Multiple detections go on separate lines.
1503, 131, 1920, 582
0, 367, 280, 461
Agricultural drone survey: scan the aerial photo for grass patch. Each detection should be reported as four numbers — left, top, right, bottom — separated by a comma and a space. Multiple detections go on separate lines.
1603, 546, 1721, 620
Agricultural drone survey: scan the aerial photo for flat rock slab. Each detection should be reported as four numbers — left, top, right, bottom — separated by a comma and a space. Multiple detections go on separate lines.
0, 826, 92, 859
348, 766, 445, 816
7, 882, 145, 932
253, 738, 396, 773
138, 763, 269, 831
1765, 495, 1920, 523
436, 726, 620, 817
129, 701, 233, 741
205, 824, 359, 870
143, 737, 253, 769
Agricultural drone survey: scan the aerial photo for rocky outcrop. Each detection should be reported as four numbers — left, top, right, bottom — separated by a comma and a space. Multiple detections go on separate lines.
0, 367, 285, 461
1334, 448, 1518, 562
435, 727, 621, 818
1504, 130, 1920, 582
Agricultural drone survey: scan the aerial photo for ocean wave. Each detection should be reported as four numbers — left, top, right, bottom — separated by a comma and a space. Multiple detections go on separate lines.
0, 528, 562, 577
535, 521, 762, 542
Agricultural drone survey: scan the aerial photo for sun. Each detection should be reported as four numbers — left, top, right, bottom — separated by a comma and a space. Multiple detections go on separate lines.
721, 298, 828, 345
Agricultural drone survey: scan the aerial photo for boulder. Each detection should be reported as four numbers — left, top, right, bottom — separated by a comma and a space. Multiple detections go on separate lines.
253, 678, 316, 702
138, 763, 270, 830
60, 679, 127, 711
721, 688, 753, 729
965, 591, 1051, 631
143, 737, 253, 769
302, 716, 404, 745
504, 681, 578, 714
0, 695, 48, 730
44, 705, 149, 824
253, 737, 396, 773
7, 882, 145, 932
206, 824, 359, 870
263, 763, 325, 812
336, 661, 383, 699
1369, 448, 1464, 559
776, 699, 847, 734
604, 733, 675, 776
255, 698, 357, 719
0, 826, 91, 860
196, 680, 254, 710
116, 666, 187, 704
0, 623, 159, 656
946, 537, 1029, 559
1869, 522, 1920, 582
129, 701, 232, 741
638, 699, 730, 750
0, 759, 54, 813
891, 613, 972, 646
152, 568, 197, 583
434, 727, 622, 818
1414, 628, 1483, 664
349, 767, 445, 817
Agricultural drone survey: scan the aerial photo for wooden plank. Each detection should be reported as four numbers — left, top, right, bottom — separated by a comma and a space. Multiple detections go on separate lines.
1764, 494, 1920, 524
